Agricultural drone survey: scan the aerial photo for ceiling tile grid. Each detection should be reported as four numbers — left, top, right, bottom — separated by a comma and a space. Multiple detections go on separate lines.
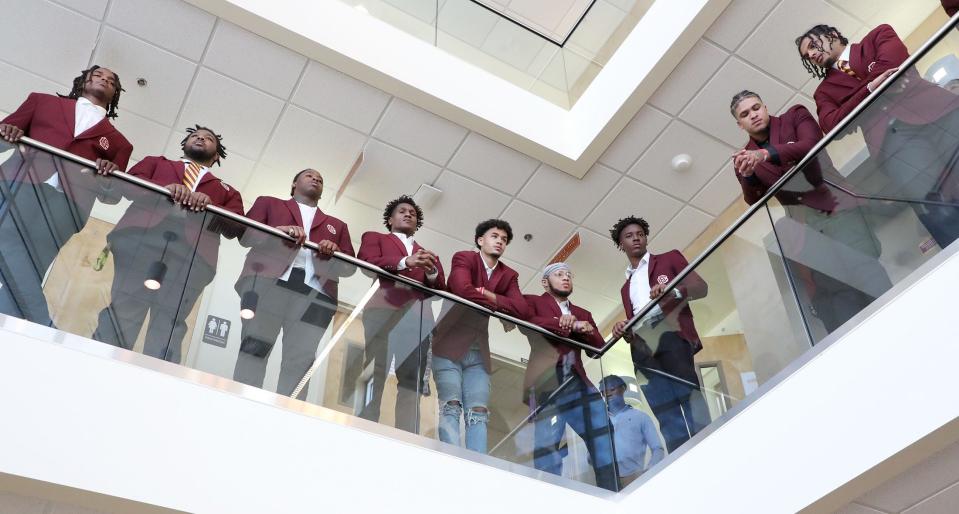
5, 0, 941, 328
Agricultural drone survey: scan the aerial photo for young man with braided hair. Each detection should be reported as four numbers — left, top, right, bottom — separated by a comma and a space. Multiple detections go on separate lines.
796, 23, 959, 247
609, 216, 709, 453
94, 125, 243, 364
356, 195, 445, 432
0, 66, 133, 327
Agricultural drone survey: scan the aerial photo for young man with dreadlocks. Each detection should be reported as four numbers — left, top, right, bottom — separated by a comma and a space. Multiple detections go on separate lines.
355, 195, 445, 432
729, 89, 892, 336
796, 23, 959, 247
0, 66, 132, 327
93, 125, 243, 365
609, 216, 709, 453
232, 168, 353, 399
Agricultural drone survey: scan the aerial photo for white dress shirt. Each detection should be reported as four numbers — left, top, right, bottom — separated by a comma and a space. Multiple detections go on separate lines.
833, 46, 852, 70
45, 97, 107, 191
483, 259, 498, 280
179, 159, 209, 192
626, 253, 665, 323
555, 298, 577, 377
392, 232, 438, 280
279, 201, 323, 292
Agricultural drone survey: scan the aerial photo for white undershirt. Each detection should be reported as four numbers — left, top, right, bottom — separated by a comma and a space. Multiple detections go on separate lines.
392, 232, 438, 280
45, 97, 107, 191
626, 253, 664, 320
279, 201, 322, 291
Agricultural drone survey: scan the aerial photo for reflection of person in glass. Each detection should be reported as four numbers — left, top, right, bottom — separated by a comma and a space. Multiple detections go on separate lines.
94, 126, 243, 364
796, 24, 959, 248
610, 216, 709, 453
522, 262, 616, 490
730, 90, 891, 334
599, 375, 664, 489
233, 169, 354, 399
430, 219, 530, 454
356, 195, 445, 433
0, 66, 133, 328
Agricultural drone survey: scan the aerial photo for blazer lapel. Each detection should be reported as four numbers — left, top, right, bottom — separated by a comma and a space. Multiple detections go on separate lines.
284, 198, 304, 227
311, 208, 329, 232
542, 293, 562, 318
390, 233, 410, 256
486, 262, 506, 293
59, 97, 76, 138
647, 253, 660, 288
768, 114, 783, 145
620, 279, 632, 317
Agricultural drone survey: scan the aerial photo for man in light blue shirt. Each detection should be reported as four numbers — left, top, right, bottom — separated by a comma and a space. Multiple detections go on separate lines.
600, 375, 665, 488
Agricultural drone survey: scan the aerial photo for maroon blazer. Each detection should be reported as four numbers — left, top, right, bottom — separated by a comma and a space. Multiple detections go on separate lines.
943, 0, 958, 16
2, 93, 132, 175
237, 196, 354, 300
522, 293, 603, 392
813, 24, 959, 150
114, 156, 244, 267
431, 250, 531, 372
357, 231, 446, 308
737, 105, 837, 213
620, 250, 707, 353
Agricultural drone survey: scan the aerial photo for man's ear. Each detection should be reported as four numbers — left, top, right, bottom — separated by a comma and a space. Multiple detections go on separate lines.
541, 278, 548, 290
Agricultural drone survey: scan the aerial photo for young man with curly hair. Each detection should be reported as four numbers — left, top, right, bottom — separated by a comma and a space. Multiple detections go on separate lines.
609, 216, 709, 453
430, 218, 530, 453
356, 195, 445, 432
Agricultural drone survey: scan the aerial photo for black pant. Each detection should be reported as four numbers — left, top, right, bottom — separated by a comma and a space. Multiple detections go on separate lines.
233, 268, 336, 399
93, 227, 214, 364
357, 304, 429, 434
633, 330, 709, 453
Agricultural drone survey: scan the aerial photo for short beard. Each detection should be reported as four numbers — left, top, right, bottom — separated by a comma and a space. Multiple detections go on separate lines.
184, 145, 215, 164
549, 285, 572, 299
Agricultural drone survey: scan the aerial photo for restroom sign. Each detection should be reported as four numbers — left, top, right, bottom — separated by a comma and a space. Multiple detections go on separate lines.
202, 315, 231, 347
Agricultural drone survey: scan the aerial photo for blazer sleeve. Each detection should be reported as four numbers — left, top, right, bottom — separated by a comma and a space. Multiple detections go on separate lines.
426, 258, 446, 291
527, 297, 571, 338
735, 168, 768, 205
671, 250, 707, 301
337, 223, 355, 258
494, 271, 531, 320
770, 106, 823, 165
1, 93, 39, 132
237, 196, 272, 248
358, 233, 396, 270
862, 25, 909, 82
447, 252, 492, 307
126, 156, 161, 184
815, 85, 871, 135
112, 138, 133, 172
582, 311, 605, 349
211, 188, 245, 239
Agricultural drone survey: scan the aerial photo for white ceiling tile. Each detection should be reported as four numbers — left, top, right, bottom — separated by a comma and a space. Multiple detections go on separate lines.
738, 0, 861, 89
583, 176, 683, 237
834, 503, 887, 514
565, 229, 629, 298
648, 40, 729, 116
180, 68, 285, 160
0, 62, 68, 114
410, 227, 473, 274
240, 164, 294, 203
51, 0, 108, 18
381, 0, 438, 24
260, 106, 366, 187
801, 76, 820, 97
426, 171, 512, 243
507, 0, 580, 35
518, 162, 619, 222
564, 0, 626, 58
902, 481, 959, 514
373, 99, 468, 166
600, 105, 671, 172
447, 132, 539, 194
112, 110, 170, 163
292, 61, 391, 134
106, 0, 215, 61
203, 21, 306, 99
499, 201, 576, 268
501, 258, 537, 292
704, 0, 779, 51
782, 93, 817, 116
0, 0, 99, 83
437, 0, 500, 48
680, 57, 794, 147
344, 140, 443, 209
691, 162, 745, 216
329, 196, 384, 245
629, 120, 734, 201
649, 206, 714, 253
92, 28, 197, 126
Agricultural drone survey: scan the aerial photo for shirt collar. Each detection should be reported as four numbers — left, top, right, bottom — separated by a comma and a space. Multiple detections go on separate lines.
624, 252, 651, 278
76, 96, 107, 116
392, 231, 414, 244
833, 46, 852, 69
181, 159, 209, 171
483, 257, 498, 274
555, 298, 570, 310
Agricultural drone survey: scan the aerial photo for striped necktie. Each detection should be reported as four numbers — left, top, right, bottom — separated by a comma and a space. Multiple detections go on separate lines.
183, 161, 202, 191
837, 60, 857, 78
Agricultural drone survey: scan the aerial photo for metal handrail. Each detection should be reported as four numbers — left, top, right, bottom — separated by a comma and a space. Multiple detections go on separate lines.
598, 12, 959, 354
11, 136, 595, 354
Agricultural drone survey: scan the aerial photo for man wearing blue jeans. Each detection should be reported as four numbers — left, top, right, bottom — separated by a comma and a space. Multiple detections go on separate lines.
430, 219, 530, 453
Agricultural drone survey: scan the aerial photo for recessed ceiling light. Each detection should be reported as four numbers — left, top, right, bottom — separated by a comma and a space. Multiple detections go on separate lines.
671, 153, 692, 171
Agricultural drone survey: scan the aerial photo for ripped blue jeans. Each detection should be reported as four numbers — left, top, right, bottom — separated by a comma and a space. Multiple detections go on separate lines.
433, 349, 490, 453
